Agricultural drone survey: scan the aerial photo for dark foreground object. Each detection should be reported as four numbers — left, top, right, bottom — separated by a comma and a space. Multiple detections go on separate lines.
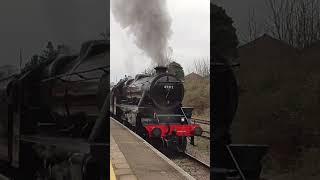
0, 40, 109, 180
212, 144, 268, 180
211, 64, 268, 180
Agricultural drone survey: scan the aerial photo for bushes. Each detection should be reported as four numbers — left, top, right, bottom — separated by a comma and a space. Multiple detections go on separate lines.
182, 78, 210, 119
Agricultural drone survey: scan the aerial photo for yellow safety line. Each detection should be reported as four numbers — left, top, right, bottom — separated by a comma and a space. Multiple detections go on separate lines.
110, 161, 117, 180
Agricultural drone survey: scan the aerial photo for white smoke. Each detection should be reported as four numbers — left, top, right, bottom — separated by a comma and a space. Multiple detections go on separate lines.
111, 0, 172, 66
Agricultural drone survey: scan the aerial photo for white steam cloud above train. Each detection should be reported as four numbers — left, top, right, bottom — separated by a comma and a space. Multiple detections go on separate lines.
111, 0, 172, 66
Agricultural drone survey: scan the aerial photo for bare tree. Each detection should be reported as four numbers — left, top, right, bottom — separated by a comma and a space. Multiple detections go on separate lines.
192, 58, 210, 77
247, 8, 262, 42
265, 0, 320, 48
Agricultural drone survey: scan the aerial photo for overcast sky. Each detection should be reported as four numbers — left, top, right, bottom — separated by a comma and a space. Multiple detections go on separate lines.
0, 1, 267, 79
215, 0, 269, 43
110, 0, 210, 83
0, 0, 107, 68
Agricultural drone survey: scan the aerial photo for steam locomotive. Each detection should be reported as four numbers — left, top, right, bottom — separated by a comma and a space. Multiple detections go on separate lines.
0, 40, 109, 180
110, 66, 202, 152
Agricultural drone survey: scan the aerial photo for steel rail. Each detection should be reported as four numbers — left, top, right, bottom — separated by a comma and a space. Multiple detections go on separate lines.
184, 152, 210, 169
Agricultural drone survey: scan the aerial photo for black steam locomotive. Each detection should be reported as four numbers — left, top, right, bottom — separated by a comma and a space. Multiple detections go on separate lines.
0, 40, 109, 180
111, 66, 202, 152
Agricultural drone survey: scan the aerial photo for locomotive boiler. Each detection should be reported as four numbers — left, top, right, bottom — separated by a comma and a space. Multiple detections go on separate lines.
0, 40, 109, 180
111, 66, 202, 152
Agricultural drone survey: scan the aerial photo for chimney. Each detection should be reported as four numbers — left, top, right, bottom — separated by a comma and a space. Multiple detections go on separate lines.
154, 66, 167, 74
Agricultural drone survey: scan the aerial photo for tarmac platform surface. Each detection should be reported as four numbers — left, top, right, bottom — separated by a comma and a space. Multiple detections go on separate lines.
110, 117, 194, 180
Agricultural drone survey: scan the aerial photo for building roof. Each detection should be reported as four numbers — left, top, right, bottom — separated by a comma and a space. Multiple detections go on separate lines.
237, 34, 300, 65
238, 34, 293, 49
184, 72, 203, 81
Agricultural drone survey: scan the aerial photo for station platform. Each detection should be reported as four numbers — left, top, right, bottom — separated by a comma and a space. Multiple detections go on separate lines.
110, 117, 194, 180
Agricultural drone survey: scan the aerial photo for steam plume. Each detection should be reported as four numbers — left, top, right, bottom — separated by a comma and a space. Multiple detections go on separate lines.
111, 0, 172, 66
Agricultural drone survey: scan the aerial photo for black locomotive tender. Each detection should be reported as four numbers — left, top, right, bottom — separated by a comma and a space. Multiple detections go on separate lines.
0, 40, 109, 179
111, 66, 203, 152
212, 61, 269, 180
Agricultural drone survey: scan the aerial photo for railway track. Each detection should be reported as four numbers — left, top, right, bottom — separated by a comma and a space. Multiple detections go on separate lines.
199, 132, 210, 139
164, 151, 210, 180
191, 118, 210, 139
191, 118, 210, 125
184, 152, 210, 169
